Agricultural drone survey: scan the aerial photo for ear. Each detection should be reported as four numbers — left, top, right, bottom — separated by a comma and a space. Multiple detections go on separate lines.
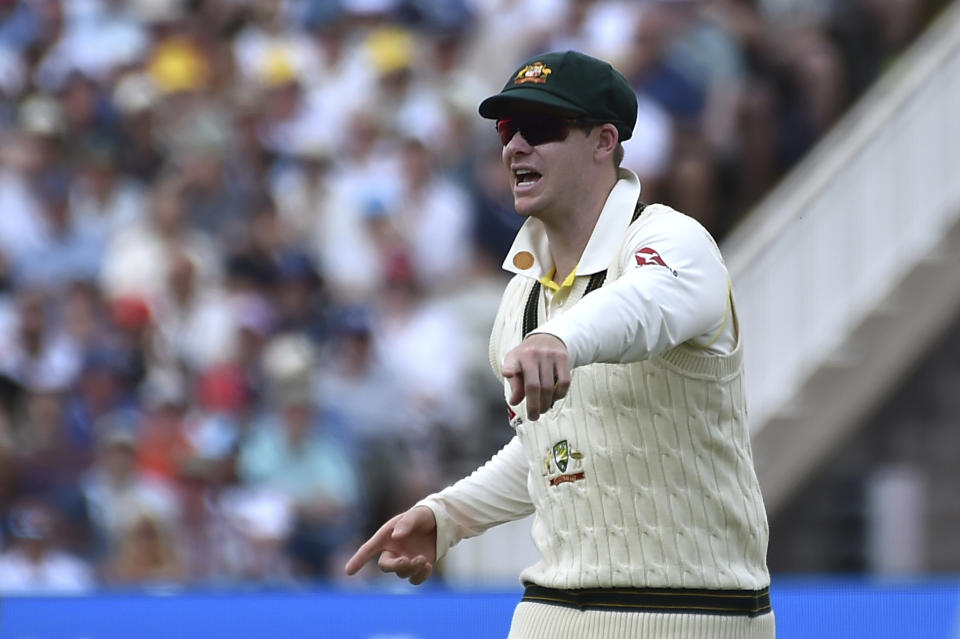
593, 123, 619, 163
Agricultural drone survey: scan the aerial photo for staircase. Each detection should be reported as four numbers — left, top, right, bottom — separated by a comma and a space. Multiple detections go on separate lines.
722, 0, 960, 515
748, 219, 960, 513
768, 309, 960, 572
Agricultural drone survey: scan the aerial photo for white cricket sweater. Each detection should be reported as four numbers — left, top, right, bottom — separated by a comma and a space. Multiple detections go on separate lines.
418, 170, 770, 592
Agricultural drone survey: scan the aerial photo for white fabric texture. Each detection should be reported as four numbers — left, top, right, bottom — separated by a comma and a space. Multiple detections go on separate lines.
508, 602, 775, 639
417, 169, 770, 631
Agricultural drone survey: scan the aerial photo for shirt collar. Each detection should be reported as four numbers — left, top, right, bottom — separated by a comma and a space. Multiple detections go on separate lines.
502, 169, 642, 280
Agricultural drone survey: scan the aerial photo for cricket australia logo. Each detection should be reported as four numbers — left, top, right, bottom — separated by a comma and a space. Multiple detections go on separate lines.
514, 61, 552, 85
543, 440, 586, 487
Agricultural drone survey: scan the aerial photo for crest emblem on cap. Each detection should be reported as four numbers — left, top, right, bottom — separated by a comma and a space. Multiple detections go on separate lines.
514, 61, 551, 85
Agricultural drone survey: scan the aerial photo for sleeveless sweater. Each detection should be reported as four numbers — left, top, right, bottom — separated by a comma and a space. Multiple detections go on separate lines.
487, 273, 770, 591
417, 174, 769, 593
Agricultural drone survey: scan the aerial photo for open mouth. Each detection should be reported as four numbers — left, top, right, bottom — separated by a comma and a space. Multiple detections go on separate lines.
514, 168, 542, 188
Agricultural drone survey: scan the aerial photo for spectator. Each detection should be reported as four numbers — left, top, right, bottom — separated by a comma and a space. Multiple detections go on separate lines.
110, 72, 165, 183
0, 97, 66, 263
391, 137, 474, 291
102, 511, 185, 585
175, 457, 284, 583
60, 280, 107, 355
11, 386, 94, 509
468, 140, 526, 265
63, 345, 140, 453
108, 294, 158, 395
0, 287, 81, 394
184, 363, 251, 474
135, 370, 194, 483
100, 175, 220, 306
270, 250, 329, 345
69, 136, 146, 239
151, 247, 237, 372
13, 168, 105, 290
377, 255, 468, 436
80, 428, 180, 556
316, 304, 428, 536
0, 498, 95, 593
238, 337, 361, 577
313, 108, 404, 301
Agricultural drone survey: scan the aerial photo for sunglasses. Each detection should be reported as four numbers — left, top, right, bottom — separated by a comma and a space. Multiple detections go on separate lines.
495, 116, 589, 147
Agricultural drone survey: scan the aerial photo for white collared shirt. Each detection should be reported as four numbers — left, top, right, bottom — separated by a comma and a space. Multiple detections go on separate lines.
501, 169, 734, 369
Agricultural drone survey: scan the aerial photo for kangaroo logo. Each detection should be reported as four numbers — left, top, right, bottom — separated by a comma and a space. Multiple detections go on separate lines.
635, 247, 678, 276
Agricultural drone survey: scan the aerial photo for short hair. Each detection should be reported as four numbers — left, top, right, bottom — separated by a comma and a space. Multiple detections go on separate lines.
579, 122, 624, 169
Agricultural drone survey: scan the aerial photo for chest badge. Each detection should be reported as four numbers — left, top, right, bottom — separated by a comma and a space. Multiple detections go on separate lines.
544, 439, 586, 486
553, 440, 570, 471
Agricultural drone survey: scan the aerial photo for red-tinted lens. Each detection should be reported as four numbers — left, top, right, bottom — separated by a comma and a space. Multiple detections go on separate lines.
496, 117, 572, 146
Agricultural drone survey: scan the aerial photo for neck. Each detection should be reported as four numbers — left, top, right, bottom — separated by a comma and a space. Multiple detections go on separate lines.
540, 171, 617, 284
541, 215, 593, 284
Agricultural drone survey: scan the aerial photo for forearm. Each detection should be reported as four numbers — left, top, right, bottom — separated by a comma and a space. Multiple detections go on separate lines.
416, 436, 533, 560
533, 270, 725, 367
533, 212, 730, 368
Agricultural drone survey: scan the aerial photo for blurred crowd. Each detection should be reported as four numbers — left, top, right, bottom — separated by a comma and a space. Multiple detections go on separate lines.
0, 0, 946, 591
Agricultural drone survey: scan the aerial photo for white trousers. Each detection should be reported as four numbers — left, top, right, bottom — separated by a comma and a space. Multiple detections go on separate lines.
508, 602, 776, 639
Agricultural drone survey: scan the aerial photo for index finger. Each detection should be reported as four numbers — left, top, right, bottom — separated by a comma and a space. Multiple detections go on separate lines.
344, 516, 398, 575
523, 361, 543, 421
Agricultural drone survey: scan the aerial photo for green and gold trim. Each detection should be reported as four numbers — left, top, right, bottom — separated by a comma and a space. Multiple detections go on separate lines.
521, 584, 772, 618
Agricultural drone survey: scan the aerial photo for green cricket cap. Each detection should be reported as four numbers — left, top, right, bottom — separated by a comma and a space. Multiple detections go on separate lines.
478, 50, 638, 141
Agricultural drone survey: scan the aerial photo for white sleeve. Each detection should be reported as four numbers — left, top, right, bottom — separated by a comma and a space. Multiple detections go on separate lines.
532, 210, 729, 368
416, 436, 533, 561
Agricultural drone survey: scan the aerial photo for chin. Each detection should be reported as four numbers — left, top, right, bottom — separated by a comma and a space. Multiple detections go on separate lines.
512, 195, 541, 218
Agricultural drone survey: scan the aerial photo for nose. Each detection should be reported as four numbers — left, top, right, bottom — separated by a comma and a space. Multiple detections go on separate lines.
502, 130, 532, 161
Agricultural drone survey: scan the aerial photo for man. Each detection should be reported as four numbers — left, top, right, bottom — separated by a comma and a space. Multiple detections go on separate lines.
346, 50, 774, 639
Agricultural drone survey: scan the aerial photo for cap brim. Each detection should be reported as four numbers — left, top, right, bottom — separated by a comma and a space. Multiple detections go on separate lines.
478, 87, 587, 119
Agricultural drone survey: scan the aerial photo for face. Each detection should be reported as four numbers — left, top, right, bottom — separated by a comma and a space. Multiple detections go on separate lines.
281, 403, 312, 447
104, 442, 136, 483
498, 113, 597, 220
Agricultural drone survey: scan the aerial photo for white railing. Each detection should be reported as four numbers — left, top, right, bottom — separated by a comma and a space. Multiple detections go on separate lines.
722, 0, 960, 432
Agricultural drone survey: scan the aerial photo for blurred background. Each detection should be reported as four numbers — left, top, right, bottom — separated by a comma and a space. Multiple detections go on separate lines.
0, 0, 959, 635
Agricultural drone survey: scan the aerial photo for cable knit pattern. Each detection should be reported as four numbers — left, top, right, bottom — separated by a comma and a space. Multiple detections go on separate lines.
489, 276, 770, 592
